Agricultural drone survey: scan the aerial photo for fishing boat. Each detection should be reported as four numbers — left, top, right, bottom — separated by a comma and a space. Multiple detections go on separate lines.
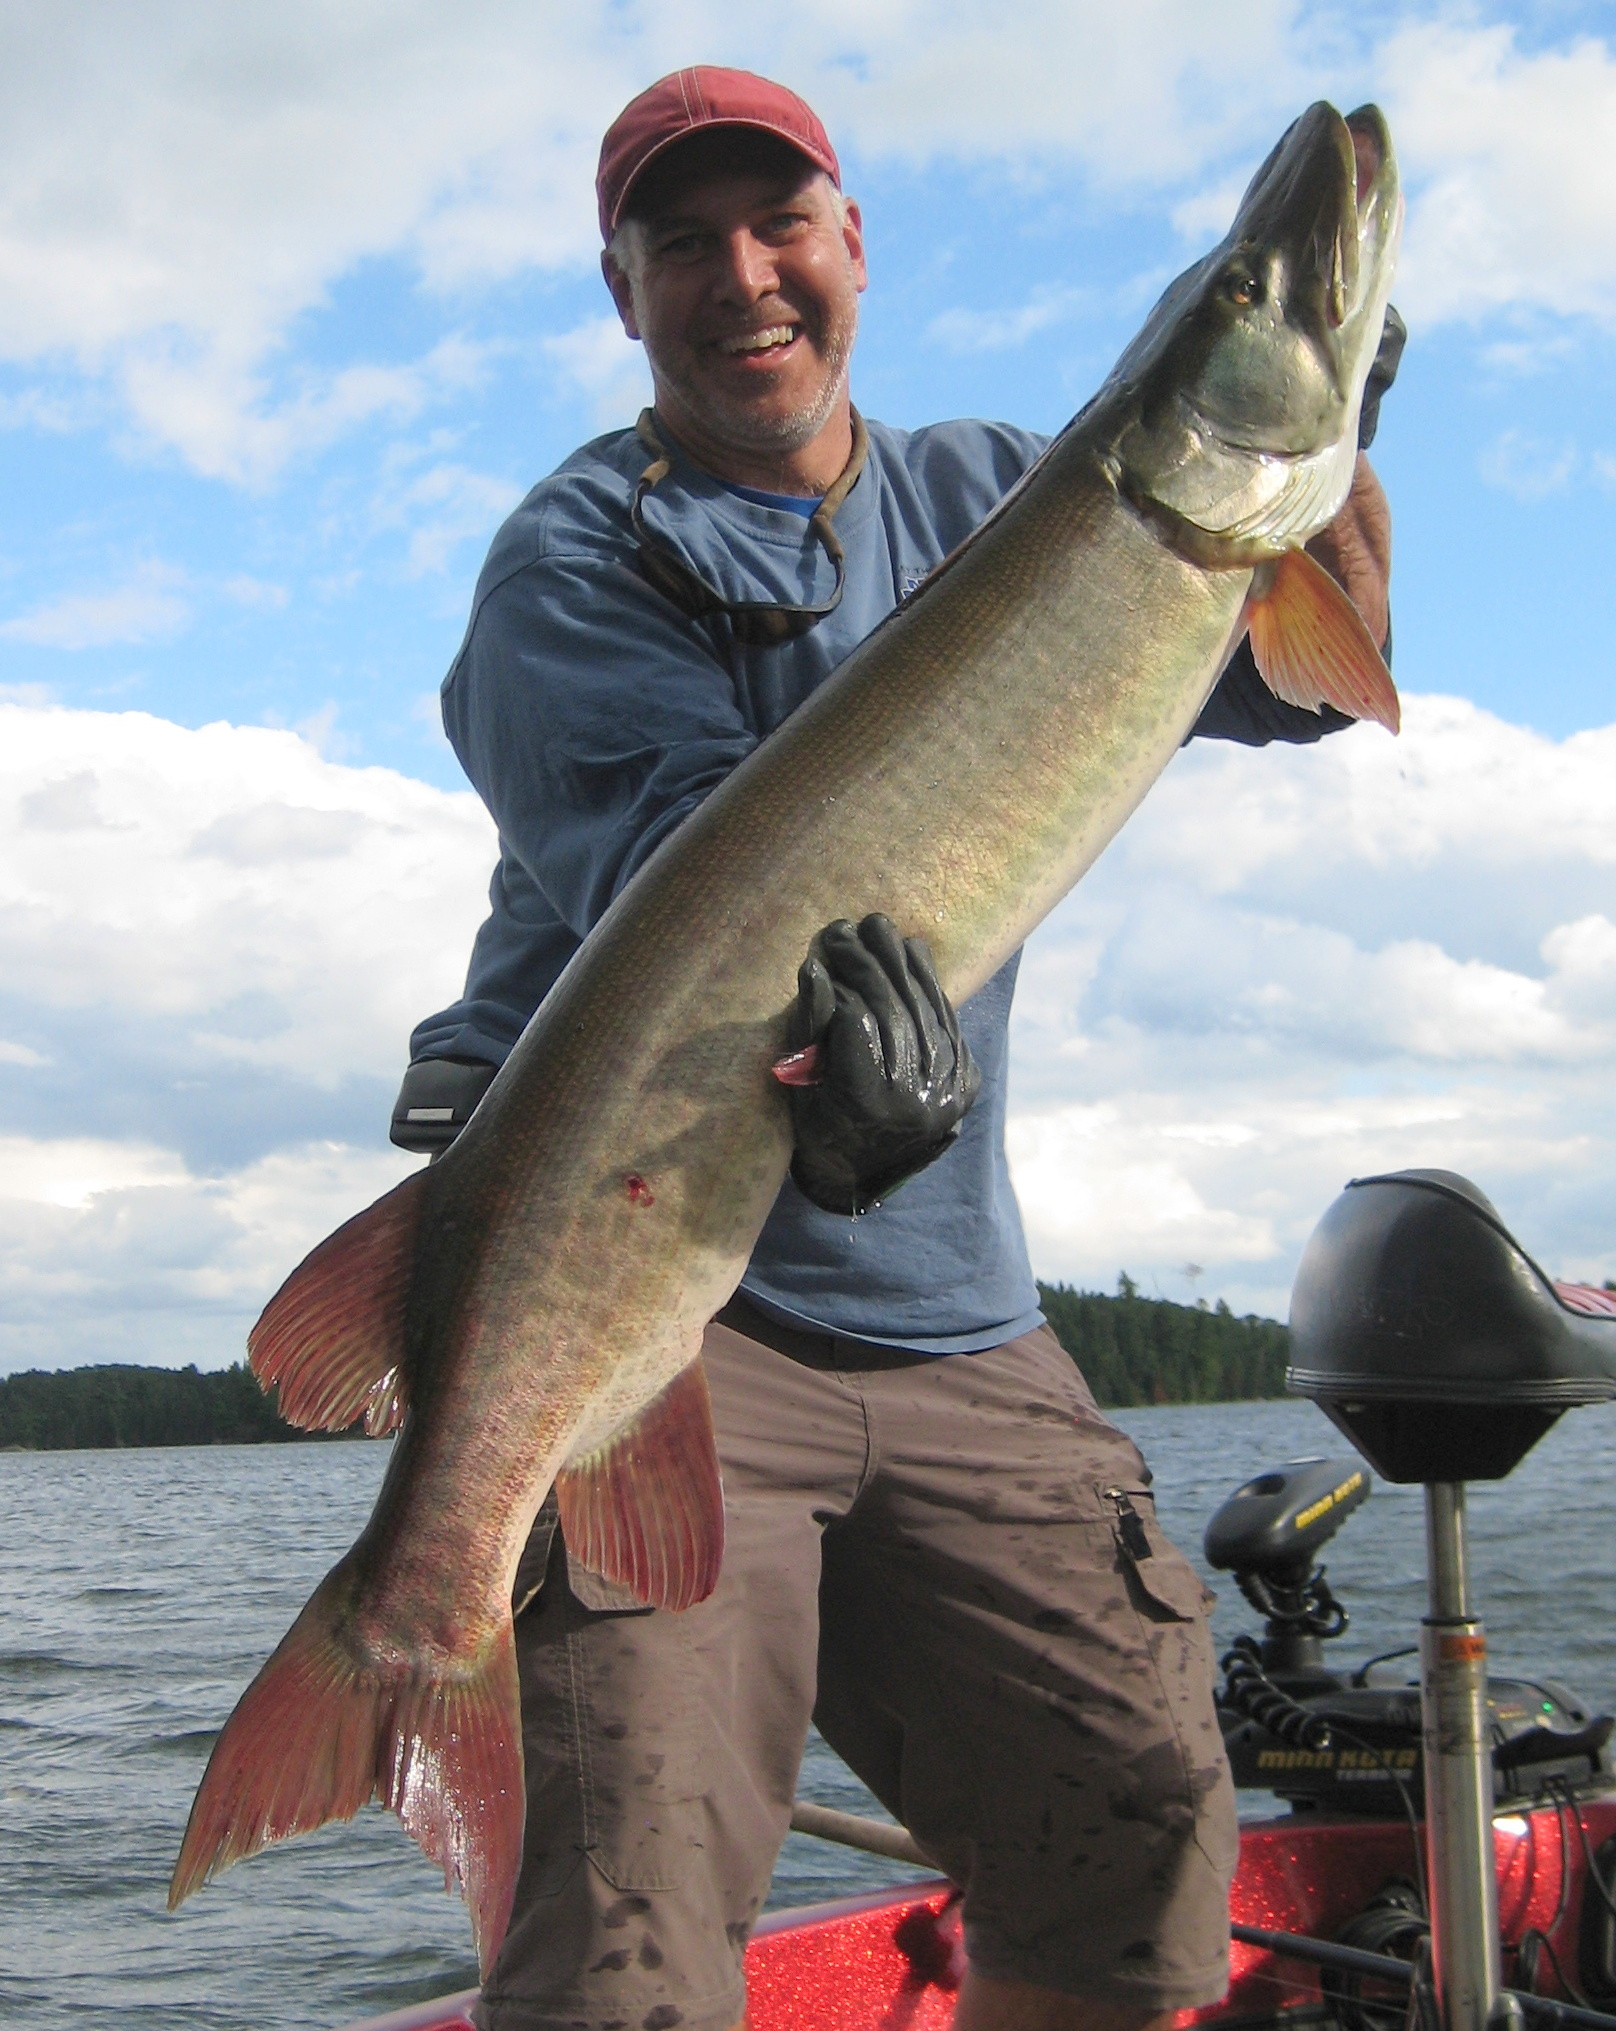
336, 1170, 1616, 2031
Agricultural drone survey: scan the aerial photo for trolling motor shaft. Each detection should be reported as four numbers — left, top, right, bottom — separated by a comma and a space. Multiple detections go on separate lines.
1420, 1483, 1508, 2031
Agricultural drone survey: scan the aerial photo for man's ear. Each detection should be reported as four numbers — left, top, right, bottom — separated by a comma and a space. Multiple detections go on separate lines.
840, 196, 868, 295
601, 251, 642, 339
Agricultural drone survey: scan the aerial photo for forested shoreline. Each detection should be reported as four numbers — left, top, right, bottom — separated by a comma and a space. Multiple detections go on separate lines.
0, 1278, 1289, 1449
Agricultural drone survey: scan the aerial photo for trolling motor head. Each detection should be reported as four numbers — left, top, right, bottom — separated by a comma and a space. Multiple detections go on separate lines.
1204, 1456, 1370, 1675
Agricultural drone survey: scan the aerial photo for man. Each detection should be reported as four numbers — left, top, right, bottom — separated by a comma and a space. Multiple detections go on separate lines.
394, 67, 1394, 2031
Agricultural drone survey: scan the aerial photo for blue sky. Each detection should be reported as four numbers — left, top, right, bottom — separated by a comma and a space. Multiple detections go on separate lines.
0, 2, 1612, 1371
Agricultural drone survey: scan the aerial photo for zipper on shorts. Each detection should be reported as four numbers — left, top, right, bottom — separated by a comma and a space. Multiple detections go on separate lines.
1104, 1487, 1154, 1562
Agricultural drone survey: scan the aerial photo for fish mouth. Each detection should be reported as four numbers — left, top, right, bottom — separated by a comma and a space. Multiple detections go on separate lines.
1348, 107, 1385, 208
1104, 98, 1401, 561
1183, 101, 1399, 450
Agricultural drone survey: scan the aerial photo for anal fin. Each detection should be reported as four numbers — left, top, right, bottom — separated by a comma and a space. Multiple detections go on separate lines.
1247, 546, 1401, 733
247, 1168, 428, 1434
556, 1359, 724, 1612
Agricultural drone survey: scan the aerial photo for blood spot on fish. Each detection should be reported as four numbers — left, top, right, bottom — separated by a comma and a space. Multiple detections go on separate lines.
639, 1934, 665, 1969
590, 1948, 633, 1973
625, 1173, 655, 1206
643, 2010, 684, 2030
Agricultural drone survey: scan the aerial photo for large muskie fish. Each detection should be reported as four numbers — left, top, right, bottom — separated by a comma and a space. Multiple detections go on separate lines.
172, 102, 1402, 1963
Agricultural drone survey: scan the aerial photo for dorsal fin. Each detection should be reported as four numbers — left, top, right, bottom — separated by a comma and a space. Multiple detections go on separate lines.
248, 1169, 429, 1434
555, 1359, 724, 1612
1246, 546, 1400, 732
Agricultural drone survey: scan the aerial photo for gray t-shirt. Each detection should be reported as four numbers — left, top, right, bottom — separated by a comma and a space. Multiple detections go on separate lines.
411, 415, 1343, 1350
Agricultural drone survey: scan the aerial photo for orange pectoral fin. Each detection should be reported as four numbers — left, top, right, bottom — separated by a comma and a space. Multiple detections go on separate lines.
1246, 547, 1401, 734
556, 1358, 725, 1613
247, 1167, 428, 1435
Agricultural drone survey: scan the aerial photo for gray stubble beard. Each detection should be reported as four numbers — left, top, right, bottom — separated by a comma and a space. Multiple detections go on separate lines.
648, 300, 859, 460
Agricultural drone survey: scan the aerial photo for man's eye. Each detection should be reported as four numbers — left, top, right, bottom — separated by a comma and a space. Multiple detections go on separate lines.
655, 233, 706, 260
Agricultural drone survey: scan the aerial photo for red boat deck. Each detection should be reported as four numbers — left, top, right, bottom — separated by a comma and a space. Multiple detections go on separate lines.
340, 1798, 1616, 2031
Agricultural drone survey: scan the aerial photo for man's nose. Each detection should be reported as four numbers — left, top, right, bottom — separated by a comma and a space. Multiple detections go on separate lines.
713, 229, 779, 303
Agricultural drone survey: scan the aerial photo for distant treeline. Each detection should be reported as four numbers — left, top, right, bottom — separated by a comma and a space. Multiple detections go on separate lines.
0, 1362, 344, 1451
1037, 1276, 1290, 1407
0, 1282, 1289, 1449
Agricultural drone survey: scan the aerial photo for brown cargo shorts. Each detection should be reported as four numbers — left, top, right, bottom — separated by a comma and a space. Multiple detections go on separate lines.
476, 1301, 1237, 2031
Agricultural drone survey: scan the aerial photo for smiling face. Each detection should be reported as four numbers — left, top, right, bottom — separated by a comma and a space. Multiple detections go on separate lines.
603, 133, 867, 493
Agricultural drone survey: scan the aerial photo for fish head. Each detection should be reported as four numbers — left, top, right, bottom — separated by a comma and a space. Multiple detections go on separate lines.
1106, 101, 1402, 565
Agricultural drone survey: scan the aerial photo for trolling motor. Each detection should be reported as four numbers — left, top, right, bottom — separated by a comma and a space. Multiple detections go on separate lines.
1284, 1169, 1616, 2031
1206, 1456, 1607, 1810
1207, 1455, 1367, 1681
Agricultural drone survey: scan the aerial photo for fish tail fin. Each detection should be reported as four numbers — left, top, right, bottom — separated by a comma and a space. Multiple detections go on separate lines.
1247, 546, 1401, 733
168, 1554, 524, 1975
248, 1167, 429, 1435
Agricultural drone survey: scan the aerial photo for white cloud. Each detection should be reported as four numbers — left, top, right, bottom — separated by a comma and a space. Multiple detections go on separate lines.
0, 5, 1611, 480
803, 0, 1304, 180
0, 701, 498, 1371
0, 563, 190, 649
542, 315, 653, 433
1478, 428, 1578, 503
0, 3, 1307, 480
928, 288, 1086, 354
0, 703, 494, 1076
1009, 697, 1616, 1315
0, 4, 622, 480
0, 692, 1609, 1370
222, 574, 289, 611
0, 1138, 417, 1371
117, 333, 496, 488
378, 460, 525, 577
1383, 21, 1616, 328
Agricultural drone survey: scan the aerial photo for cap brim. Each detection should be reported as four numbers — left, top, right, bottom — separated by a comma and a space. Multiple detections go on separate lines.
608, 120, 840, 237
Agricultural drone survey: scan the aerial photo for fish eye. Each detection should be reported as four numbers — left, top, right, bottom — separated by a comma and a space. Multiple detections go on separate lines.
1224, 270, 1264, 308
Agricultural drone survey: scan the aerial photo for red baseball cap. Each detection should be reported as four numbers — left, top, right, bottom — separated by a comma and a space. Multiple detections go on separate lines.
597, 67, 841, 244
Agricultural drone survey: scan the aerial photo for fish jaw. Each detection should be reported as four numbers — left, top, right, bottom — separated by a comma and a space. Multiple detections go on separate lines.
1104, 99, 1401, 568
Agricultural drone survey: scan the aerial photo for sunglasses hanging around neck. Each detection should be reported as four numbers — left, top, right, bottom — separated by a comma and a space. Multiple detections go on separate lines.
630, 408, 869, 647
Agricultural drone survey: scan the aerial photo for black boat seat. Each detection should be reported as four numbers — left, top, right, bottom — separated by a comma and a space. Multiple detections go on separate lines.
1287, 1169, 1616, 1482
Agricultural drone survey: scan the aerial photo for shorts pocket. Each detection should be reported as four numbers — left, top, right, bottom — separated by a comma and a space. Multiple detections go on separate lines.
1103, 1486, 1208, 1622
580, 1611, 711, 1893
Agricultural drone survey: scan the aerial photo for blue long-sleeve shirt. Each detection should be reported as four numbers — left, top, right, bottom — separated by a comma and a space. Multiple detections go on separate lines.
412, 416, 1347, 1350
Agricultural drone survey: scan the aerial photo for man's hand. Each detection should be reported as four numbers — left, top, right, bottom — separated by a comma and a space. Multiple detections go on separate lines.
772, 914, 980, 1216
1305, 454, 1392, 651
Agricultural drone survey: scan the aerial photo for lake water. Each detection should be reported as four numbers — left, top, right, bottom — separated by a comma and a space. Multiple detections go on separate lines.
6, 1395, 1616, 2030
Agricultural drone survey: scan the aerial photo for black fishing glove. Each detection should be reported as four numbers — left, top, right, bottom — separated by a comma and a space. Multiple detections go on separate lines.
774, 914, 981, 1216
389, 1056, 497, 1156
1358, 304, 1406, 451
